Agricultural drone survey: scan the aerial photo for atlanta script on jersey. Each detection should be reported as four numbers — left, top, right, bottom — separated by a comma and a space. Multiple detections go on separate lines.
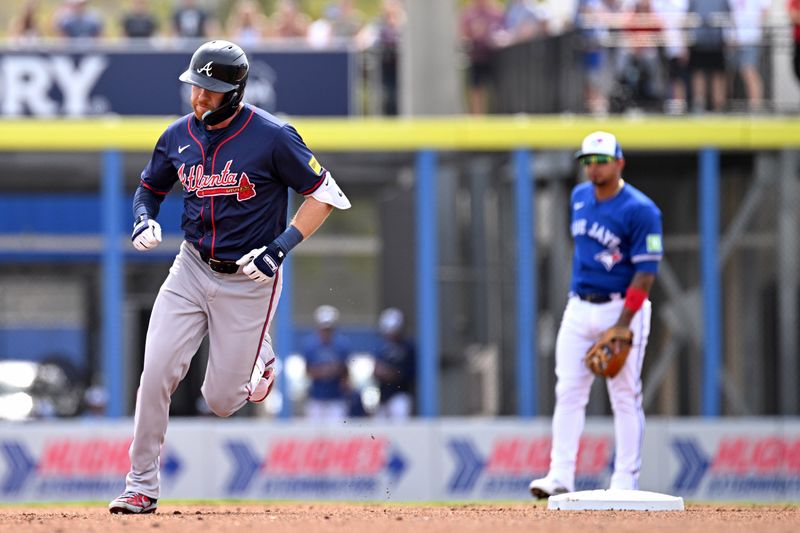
139, 104, 327, 261
570, 181, 663, 295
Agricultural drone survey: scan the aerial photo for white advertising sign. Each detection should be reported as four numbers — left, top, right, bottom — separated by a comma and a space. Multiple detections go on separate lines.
1, 418, 798, 503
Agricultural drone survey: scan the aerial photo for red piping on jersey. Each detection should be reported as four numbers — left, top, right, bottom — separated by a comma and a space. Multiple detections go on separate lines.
209, 109, 254, 258
187, 116, 207, 252
211, 109, 254, 172
250, 269, 280, 375
198, 205, 205, 250
299, 172, 326, 195
210, 197, 217, 256
186, 116, 206, 162
139, 179, 168, 195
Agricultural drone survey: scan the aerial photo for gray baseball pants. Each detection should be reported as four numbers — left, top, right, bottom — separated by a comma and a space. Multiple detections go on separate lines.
125, 241, 281, 498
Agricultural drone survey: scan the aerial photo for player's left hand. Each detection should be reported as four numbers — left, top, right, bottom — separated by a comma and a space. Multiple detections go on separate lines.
236, 242, 285, 283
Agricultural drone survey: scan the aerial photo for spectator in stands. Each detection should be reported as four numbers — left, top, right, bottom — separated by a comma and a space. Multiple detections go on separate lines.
575, 0, 618, 114
302, 305, 352, 421
687, 0, 731, 113
613, 0, 663, 111
653, 0, 689, 114
226, 0, 270, 47
460, 0, 506, 114
358, 0, 406, 115
373, 308, 416, 420
329, 0, 365, 40
271, 0, 311, 39
54, 0, 104, 39
730, 0, 770, 112
307, 4, 336, 47
791, 1, 800, 87
308, 0, 364, 48
503, 0, 550, 44
172, 0, 217, 40
7, 0, 42, 44
121, 0, 159, 39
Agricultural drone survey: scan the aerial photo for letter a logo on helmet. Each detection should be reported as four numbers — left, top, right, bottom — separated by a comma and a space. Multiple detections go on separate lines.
197, 61, 214, 77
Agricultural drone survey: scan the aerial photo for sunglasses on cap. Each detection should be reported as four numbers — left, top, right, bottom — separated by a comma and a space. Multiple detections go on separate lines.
579, 154, 616, 166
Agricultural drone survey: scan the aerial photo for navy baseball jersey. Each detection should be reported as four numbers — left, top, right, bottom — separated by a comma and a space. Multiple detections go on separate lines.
375, 338, 416, 400
569, 182, 663, 295
138, 103, 326, 261
303, 333, 351, 401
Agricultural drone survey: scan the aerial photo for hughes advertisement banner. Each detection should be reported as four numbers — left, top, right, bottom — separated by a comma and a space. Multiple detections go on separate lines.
0, 47, 353, 117
1, 419, 798, 503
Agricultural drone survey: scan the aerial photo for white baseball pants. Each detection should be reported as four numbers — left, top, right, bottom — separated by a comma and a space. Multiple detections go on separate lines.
547, 295, 651, 491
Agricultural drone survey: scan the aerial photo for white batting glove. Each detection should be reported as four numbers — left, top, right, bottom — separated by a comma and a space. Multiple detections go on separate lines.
236, 246, 269, 283
131, 218, 162, 251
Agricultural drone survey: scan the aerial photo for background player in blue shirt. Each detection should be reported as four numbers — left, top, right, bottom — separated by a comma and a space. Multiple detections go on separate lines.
109, 40, 350, 515
302, 304, 352, 421
529, 131, 663, 499
373, 307, 416, 420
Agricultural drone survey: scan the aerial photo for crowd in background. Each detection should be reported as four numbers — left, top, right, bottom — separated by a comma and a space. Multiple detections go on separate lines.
5, 0, 401, 47
570, 0, 777, 115
460, 0, 786, 115
300, 305, 416, 421
4, 1, 798, 115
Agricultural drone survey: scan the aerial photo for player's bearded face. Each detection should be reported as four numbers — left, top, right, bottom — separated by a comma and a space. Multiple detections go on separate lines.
584, 159, 623, 186
191, 86, 226, 120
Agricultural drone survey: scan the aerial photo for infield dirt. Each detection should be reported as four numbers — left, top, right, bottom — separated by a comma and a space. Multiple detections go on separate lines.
0, 502, 798, 532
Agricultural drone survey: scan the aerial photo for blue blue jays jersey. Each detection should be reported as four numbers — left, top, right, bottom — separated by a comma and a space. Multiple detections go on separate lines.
139, 104, 326, 261
569, 182, 663, 295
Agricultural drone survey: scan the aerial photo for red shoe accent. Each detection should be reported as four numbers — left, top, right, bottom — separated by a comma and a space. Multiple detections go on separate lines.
109, 491, 158, 514
248, 358, 276, 403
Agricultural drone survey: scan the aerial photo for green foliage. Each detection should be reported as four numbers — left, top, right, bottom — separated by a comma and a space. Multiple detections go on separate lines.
0, 0, 387, 39
188, 0, 384, 26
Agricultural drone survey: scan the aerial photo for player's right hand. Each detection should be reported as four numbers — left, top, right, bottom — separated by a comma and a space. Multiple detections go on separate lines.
131, 216, 162, 251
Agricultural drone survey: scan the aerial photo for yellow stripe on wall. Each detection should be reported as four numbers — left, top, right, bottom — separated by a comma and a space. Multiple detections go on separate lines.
1, 115, 799, 151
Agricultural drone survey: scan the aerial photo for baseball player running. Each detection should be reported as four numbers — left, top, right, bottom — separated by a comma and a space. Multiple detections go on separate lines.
529, 131, 663, 498
109, 40, 350, 514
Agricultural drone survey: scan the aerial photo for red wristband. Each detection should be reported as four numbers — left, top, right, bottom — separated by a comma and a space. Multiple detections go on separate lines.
624, 287, 648, 312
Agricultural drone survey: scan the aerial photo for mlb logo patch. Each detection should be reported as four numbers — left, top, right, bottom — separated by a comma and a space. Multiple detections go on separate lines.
646, 234, 663, 253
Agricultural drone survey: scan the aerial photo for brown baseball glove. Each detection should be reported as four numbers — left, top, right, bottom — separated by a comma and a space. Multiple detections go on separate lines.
584, 326, 634, 378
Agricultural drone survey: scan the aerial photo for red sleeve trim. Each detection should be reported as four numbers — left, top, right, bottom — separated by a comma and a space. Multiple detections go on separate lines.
298, 172, 326, 196
140, 179, 168, 196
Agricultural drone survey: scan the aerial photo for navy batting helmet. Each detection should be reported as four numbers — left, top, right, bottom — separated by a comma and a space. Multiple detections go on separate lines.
179, 40, 249, 126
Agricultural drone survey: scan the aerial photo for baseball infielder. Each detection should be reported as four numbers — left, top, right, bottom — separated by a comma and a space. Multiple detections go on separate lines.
109, 40, 350, 514
529, 131, 663, 498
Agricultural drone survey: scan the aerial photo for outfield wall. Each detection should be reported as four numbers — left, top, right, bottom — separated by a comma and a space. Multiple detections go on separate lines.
0, 418, 798, 503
